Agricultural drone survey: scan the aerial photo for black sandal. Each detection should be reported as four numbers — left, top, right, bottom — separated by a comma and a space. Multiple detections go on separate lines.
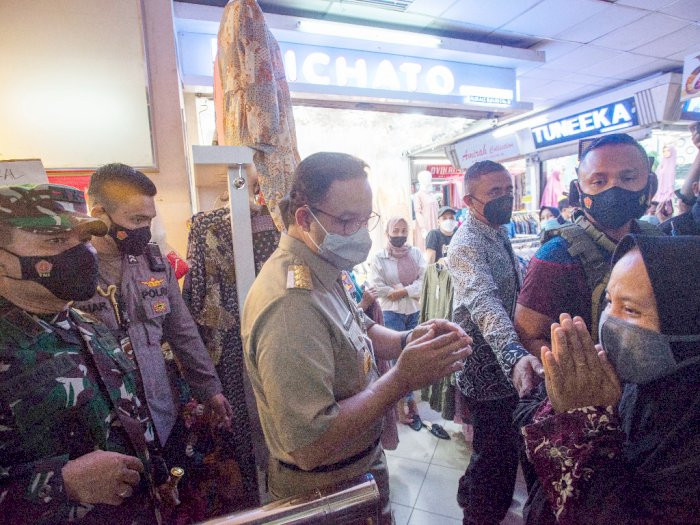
408, 413, 423, 431
423, 421, 451, 440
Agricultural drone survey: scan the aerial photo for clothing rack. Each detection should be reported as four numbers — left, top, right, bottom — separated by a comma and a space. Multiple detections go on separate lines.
191, 145, 267, 502
508, 210, 539, 237
511, 234, 540, 271
192, 146, 256, 311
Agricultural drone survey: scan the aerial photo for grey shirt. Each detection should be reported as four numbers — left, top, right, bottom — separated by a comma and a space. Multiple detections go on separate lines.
75, 248, 222, 445
447, 211, 528, 400
242, 234, 381, 467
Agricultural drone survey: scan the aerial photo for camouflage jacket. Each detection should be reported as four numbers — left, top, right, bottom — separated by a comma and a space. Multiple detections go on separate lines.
0, 297, 166, 524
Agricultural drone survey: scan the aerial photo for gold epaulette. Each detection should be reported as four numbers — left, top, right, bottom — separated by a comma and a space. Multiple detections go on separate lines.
286, 264, 313, 290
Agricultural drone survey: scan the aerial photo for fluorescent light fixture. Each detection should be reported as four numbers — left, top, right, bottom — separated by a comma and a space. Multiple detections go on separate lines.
492, 115, 548, 138
297, 20, 442, 48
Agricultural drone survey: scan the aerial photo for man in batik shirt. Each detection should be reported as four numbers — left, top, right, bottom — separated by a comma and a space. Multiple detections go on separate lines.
447, 161, 543, 525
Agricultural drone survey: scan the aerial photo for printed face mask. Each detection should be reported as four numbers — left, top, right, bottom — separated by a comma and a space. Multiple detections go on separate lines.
580, 184, 648, 229
107, 215, 152, 255
305, 208, 372, 271
3, 243, 99, 301
598, 309, 700, 384
389, 236, 407, 247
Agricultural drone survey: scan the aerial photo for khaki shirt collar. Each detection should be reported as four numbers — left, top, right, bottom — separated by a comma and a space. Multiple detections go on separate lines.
279, 233, 342, 290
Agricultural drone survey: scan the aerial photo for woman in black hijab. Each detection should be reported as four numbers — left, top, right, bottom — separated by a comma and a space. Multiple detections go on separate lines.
521, 234, 700, 524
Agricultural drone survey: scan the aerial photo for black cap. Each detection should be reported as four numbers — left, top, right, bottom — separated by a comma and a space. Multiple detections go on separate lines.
438, 206, 456, 218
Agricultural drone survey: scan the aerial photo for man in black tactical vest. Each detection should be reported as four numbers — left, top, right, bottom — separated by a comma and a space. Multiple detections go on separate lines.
516, 133, 663, 363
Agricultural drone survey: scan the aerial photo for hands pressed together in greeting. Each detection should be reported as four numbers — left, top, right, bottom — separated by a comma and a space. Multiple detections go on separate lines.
541, 313, 622, 413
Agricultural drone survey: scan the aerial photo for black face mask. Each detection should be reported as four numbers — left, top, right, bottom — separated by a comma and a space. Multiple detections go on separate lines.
473, 194, 514, 225
579, 184, 648, 229
108, 217, 152, 255
389, 236, 407, 248
3, 243, 99, 301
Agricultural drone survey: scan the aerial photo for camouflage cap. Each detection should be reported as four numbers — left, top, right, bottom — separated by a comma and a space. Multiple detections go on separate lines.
0, 184, 108, 237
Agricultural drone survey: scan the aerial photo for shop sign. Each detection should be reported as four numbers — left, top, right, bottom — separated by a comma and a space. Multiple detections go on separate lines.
279, 42, 515, 107
531, 98, 639, 149
453, 133, 522, 167
426, 164, 464, 179
680, 97, 700, 121
177, 30, 517, 107
681, 51, 700, 101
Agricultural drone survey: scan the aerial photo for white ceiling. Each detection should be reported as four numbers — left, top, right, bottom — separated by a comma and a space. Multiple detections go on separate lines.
249, 0, 700, 111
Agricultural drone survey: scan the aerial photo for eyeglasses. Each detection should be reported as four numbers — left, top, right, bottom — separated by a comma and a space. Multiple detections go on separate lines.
309, 207, 381, 235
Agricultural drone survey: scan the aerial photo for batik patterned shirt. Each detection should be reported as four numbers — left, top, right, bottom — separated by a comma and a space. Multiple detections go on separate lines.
447, 211, 529, 400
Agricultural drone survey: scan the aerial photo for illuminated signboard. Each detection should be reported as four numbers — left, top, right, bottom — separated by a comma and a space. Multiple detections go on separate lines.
175, 32, 517, 108
531, 98, 639, 149
426, 164, 464, 179
279, 42, 515, 107
452, 131, 533, 168
681, 97, 700, 121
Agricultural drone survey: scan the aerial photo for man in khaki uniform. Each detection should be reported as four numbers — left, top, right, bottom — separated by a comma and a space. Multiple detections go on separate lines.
242, 153, 472, 524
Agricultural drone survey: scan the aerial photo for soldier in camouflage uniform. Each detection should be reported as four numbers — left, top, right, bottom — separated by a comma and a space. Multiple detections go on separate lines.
0, 184, 176, 524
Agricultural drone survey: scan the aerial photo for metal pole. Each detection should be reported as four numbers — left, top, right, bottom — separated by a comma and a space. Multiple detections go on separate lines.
227, 163, 257, 310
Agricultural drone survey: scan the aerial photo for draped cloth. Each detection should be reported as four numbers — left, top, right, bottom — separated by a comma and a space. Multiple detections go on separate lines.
217, 0, 300, 232
653, 146, 677, 203
540, 170, 565, 207
183, 207, 281, 510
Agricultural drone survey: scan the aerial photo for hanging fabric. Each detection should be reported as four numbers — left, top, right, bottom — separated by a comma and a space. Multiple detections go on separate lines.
217, 0, 301, 231
418, 262, 457, 420
540, 169, 565, 207
654, 145, 677, 203
183, 207, 281, 507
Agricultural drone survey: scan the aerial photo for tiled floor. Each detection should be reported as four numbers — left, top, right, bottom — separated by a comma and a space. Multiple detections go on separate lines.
386, 398, 527, 525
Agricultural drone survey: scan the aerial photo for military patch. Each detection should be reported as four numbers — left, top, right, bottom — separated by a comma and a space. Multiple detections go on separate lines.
141, 287, 167, 299
2, 308, 48, 340
286, 264, 313, 290
35, 259, 52, 277
152, 301, 168, 314
141, 277, 165, 288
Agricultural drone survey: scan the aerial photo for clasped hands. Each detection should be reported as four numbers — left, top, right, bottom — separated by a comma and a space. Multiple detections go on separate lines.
542, 313, 622, 413
395, 320, 472, 392
386, 287, 409, 301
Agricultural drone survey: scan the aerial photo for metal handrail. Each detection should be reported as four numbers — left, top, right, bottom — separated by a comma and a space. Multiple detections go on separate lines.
199, 474, 380, 524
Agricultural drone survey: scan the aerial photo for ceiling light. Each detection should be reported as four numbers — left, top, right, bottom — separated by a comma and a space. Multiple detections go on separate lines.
297, 20, 442, 48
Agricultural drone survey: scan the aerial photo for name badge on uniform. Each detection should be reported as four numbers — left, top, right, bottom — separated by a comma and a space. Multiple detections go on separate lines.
286, 265, 313, 290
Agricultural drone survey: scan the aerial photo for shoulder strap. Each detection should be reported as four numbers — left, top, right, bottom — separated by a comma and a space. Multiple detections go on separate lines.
547, 218, 616, 343
0, 302, 53, 347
